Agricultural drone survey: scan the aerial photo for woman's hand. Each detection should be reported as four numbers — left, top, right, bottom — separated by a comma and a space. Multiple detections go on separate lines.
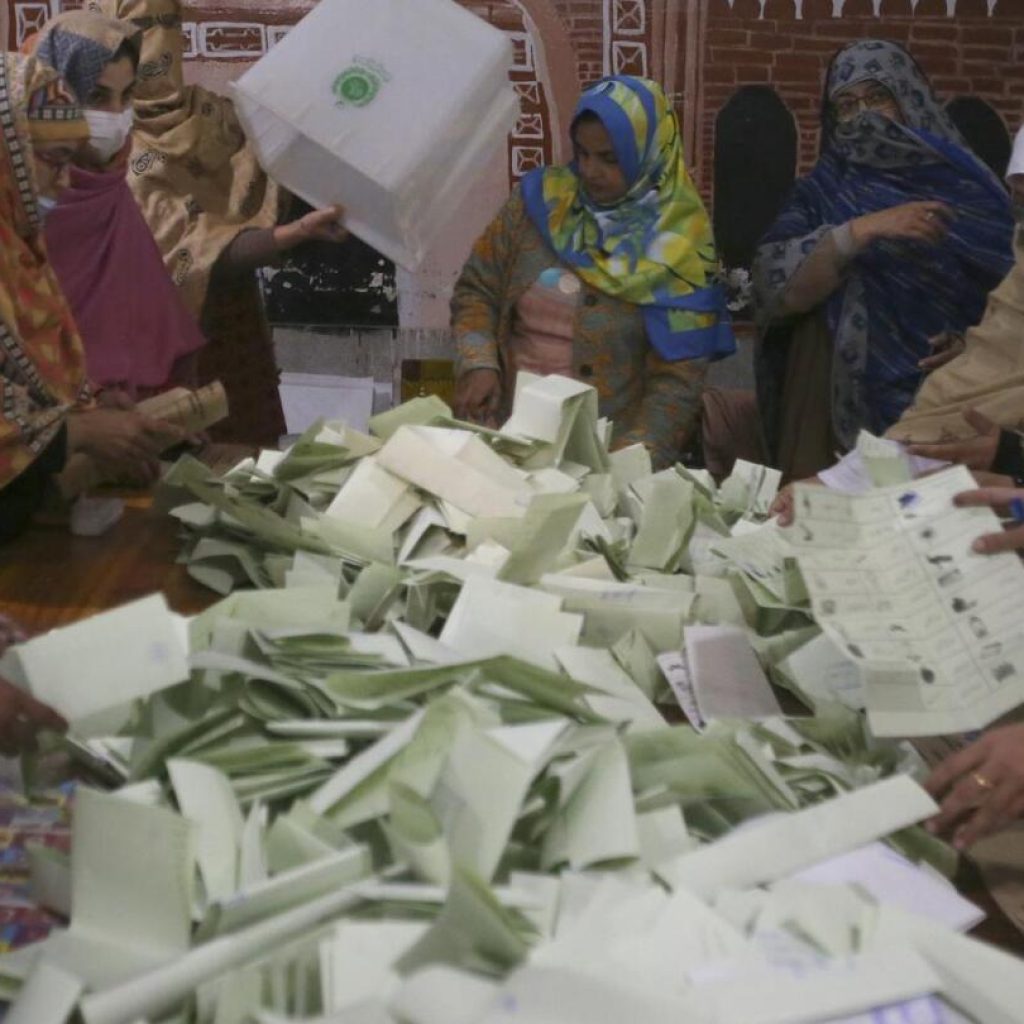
952, 485, 1024, 555
274, 205, 348, 251
851, 201, 952, 247
453, 368, 502, 427
95, 388, 135, 411
66, 408, 184, 485
918, 330, 966, 372
906, 409, 1000, 471
0, 677, 67, 756
925, 723, 1024, 850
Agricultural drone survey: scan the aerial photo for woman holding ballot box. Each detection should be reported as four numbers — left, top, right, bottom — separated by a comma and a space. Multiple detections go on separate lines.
80, 0, 346, 445
452, 75, 734, 470
0, 53, 182, 541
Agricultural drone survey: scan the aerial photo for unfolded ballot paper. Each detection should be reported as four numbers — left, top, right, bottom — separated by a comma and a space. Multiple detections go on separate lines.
790, 466, 1024, 736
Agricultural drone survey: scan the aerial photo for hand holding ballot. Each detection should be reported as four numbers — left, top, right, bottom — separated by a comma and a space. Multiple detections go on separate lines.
906, 409, 1001, 472
953, 486, 1024, 555
453, 368, 502, 427
925, 723, 1024, 849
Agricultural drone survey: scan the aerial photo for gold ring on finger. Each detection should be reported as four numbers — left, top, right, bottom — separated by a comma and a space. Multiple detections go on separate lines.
973, 772, 995, 791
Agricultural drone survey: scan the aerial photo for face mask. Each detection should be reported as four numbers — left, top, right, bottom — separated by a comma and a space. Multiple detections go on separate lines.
84, 107, 134, 162
36, 195, 58, 221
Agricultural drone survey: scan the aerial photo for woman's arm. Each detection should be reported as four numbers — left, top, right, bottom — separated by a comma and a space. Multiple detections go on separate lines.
450, 193, 526, 422
614, 353, 708, 470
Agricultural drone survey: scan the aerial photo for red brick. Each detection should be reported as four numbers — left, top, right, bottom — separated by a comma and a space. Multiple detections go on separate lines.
707, 28, 749, 48
705, 66, 738, 85
959, 27, 1013, 47
910, 24, 960, 42
747, 31, 792, 50
956, 0, 993, 15
734, 65, 772, 82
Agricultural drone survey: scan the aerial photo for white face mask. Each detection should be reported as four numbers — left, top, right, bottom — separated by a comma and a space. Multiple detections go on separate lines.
84, 107, 134, 163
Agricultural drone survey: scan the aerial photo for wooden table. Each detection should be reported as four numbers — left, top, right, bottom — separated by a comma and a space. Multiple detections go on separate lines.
0, 457, 1022, 958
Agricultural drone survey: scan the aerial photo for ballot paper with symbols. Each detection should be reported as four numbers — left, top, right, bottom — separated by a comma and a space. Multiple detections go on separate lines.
789, 466, 1024, 736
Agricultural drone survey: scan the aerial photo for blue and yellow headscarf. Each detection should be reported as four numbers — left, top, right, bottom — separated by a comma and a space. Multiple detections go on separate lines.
520, 76, 734, 362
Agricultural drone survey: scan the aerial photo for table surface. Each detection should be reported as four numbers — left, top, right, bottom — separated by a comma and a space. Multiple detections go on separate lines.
0, 450, 1021, 958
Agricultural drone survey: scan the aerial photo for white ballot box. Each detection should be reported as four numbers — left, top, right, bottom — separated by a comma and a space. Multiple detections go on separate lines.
232, 0, 519, 269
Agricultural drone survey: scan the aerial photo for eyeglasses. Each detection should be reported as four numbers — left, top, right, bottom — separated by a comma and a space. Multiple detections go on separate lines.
833, 86, 898, 123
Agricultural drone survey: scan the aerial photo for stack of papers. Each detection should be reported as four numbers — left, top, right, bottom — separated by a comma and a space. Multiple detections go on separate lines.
4, 374, 1023, 1022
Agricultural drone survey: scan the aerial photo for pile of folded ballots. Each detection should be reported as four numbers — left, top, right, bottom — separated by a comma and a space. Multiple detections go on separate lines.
3, 372, 1023, 1024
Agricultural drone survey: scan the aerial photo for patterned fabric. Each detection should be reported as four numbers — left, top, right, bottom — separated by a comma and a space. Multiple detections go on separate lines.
31, 10, 139, 105
520, 76, 734, 363
28, 10, 206, 397
89, 0, 285, 443
88, 0, 280, 319
753, 40, 1014, 453
452, 190, 708, 469
887, 229, 1024, 444
0, 53, 92, 492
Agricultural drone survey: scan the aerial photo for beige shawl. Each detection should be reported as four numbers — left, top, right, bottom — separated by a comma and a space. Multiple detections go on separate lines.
87, 0, 280, 318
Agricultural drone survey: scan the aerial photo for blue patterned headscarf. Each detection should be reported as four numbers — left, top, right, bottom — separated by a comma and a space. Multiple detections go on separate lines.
755, 40, 1014, 450
521, 76, 735, 363
31, 10, 140, 105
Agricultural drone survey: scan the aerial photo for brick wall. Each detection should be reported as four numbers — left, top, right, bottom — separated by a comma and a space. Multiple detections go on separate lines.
699, 0, 1024, 200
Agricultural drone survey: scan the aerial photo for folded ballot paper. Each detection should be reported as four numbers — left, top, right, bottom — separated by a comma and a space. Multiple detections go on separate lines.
0, 594, 189, 726
232, 0, 519, 269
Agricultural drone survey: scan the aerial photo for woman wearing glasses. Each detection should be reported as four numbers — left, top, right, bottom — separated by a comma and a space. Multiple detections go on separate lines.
753, 39, 1014, 482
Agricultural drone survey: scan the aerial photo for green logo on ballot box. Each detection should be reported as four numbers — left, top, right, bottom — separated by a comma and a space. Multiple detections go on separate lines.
333, 58, 389, 108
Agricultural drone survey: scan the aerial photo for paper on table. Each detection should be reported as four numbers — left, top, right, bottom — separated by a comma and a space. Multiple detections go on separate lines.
389, 965, 499, 1024
479, 965, 694, 1024
279, 373, 375, 435
538, 574, 694, 652
790, 466, 1024, 736
659, 776, 938, 898
693, 947, 940, 1024
167, 759, 244, 904
0, 594, 189, 723
377, 425, 530, 519
789, 841, 983, 932
657, 651, 704, 730
35, 789, 195, 991
556, 740, 641, 870
325, 457, 422, 533
819, 433, 948, 494
718, 459, 782, 519
683, 625, 782, 722
555, 646, 663, 727
322, 921, 426, 1012
775, 632, 865, 712
28, 844, 70, 919
440, 577, 583, 671
872, 905, 1024, 1024
6, 961, 83, 1024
